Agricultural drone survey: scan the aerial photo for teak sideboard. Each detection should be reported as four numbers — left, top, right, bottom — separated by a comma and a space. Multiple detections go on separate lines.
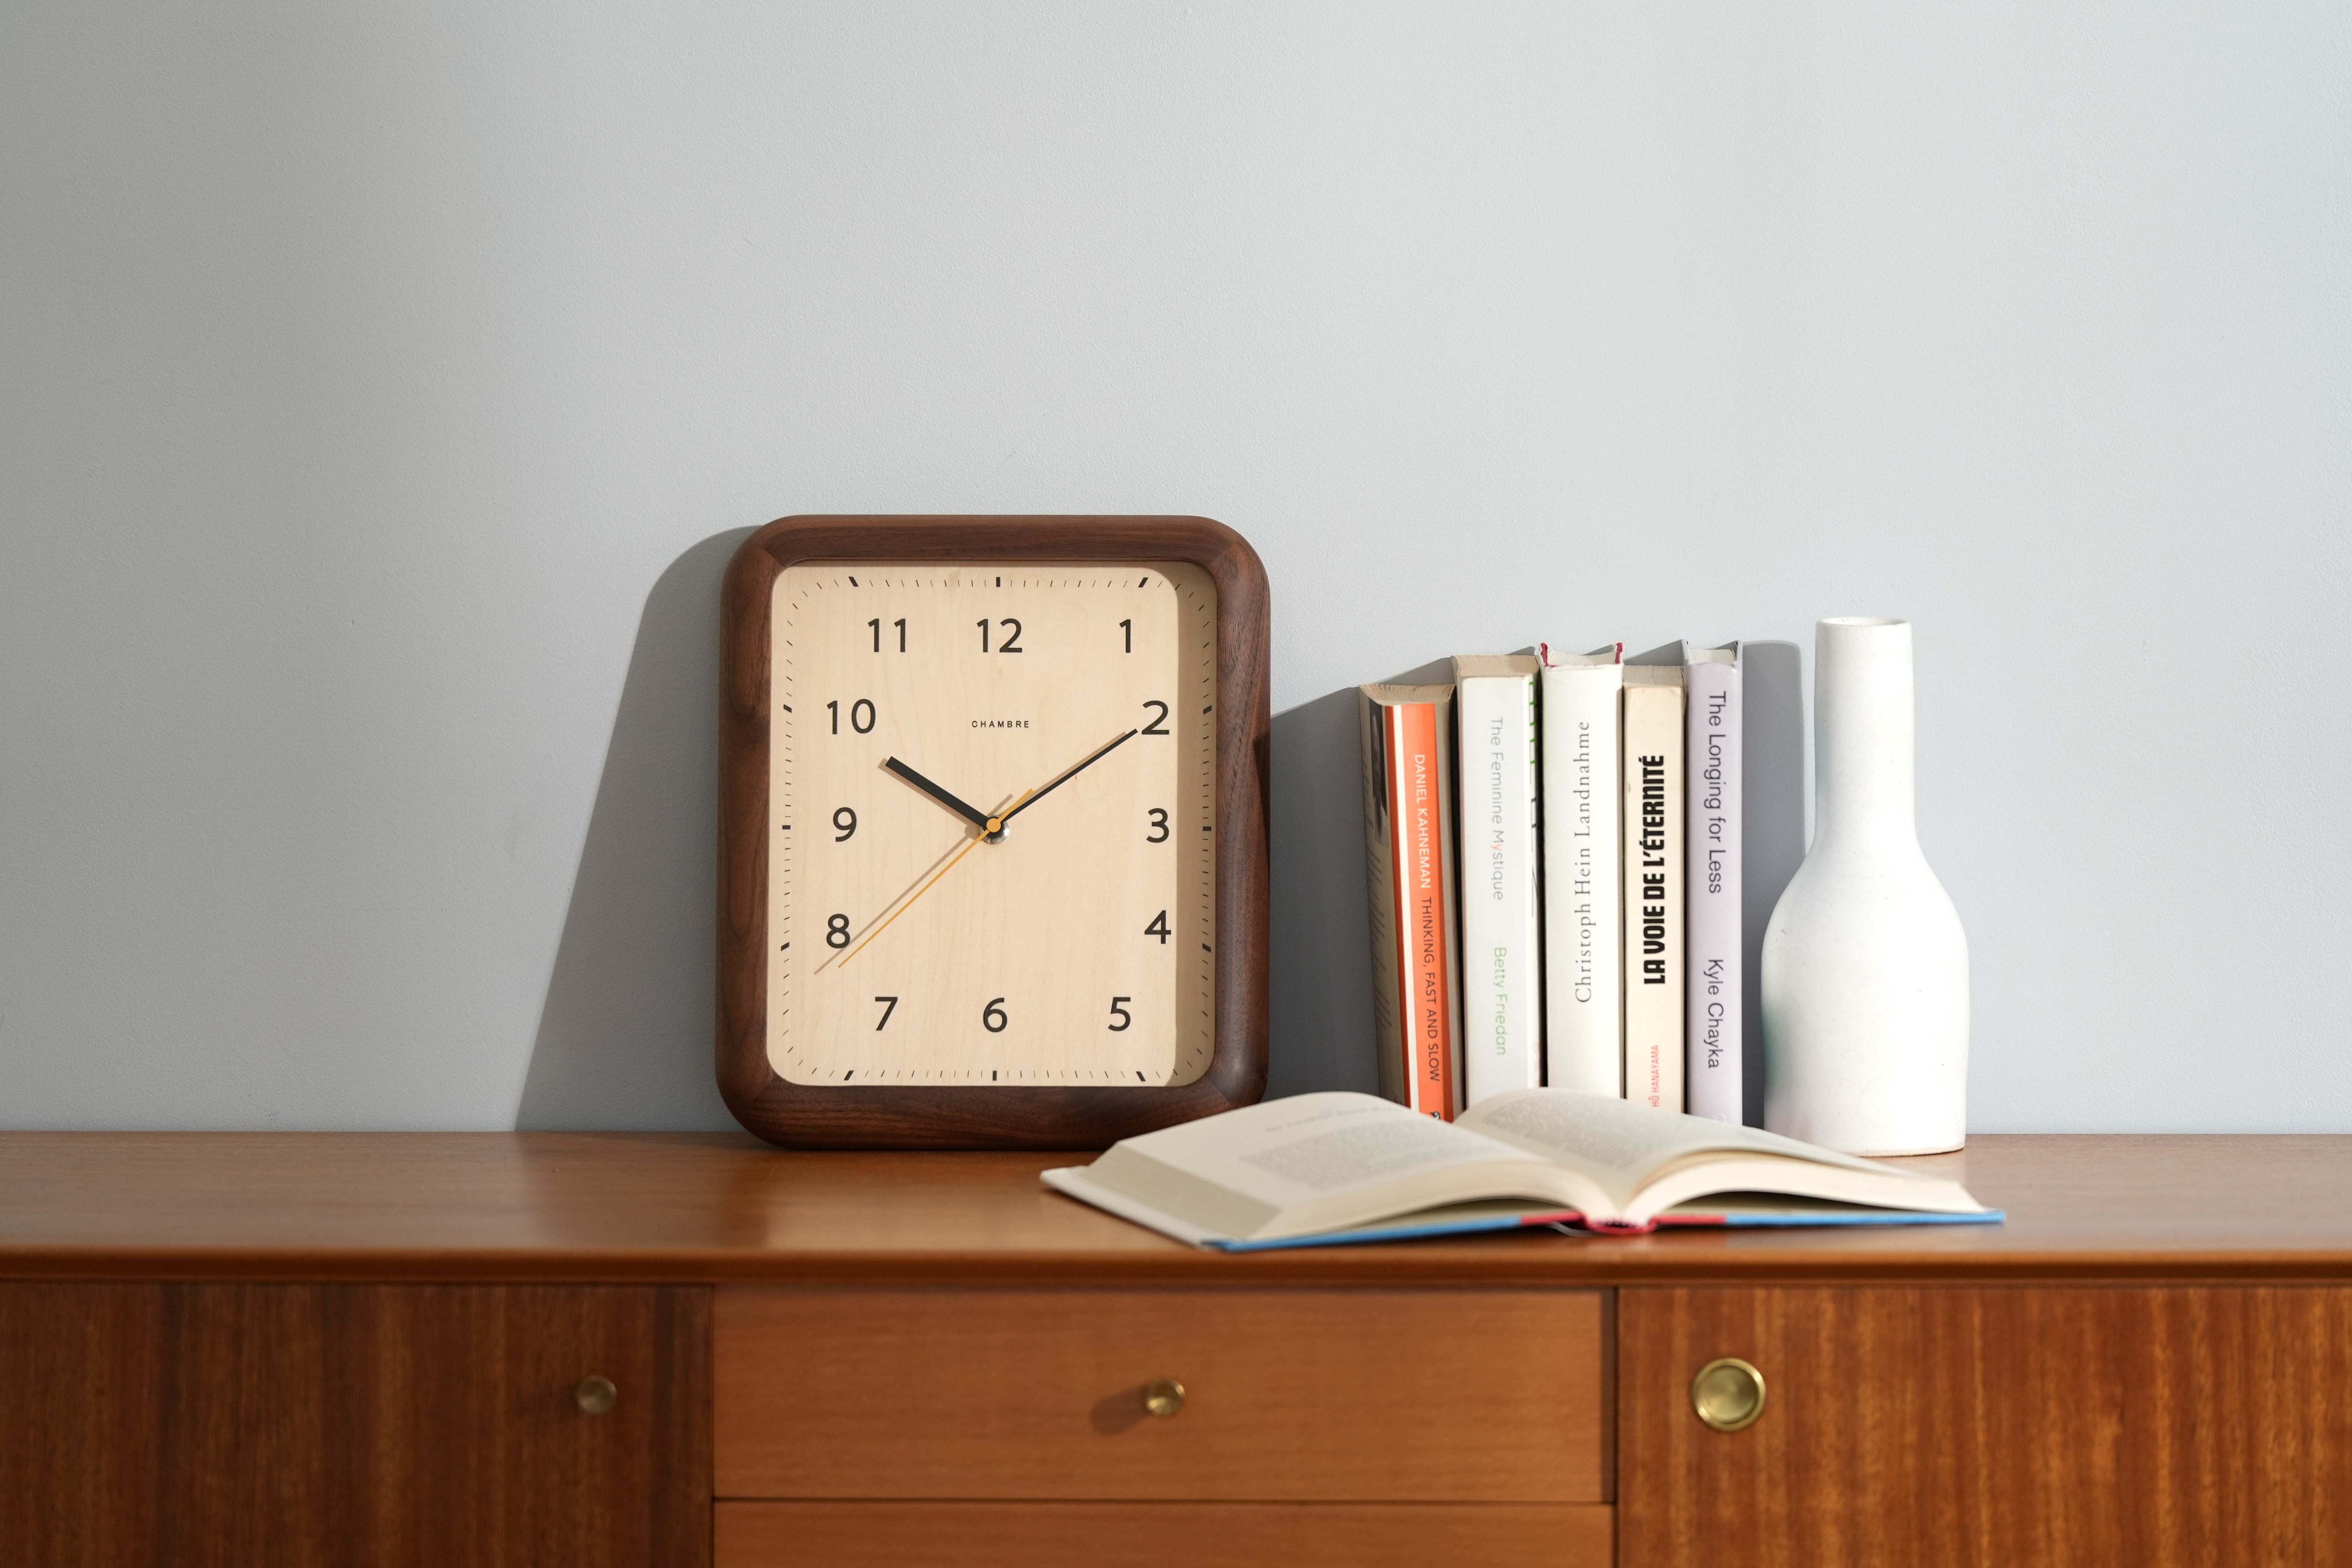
3, 1134, 2348, 1567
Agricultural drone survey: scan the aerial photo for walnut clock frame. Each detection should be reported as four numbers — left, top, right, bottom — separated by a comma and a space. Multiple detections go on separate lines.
718, 515, 1271, 1149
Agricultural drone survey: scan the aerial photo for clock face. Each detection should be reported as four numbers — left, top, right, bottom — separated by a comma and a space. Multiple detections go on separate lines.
767, 561, 1219, 1087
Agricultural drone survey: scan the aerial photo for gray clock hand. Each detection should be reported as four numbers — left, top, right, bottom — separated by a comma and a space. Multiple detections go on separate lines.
882, 757, 994, 834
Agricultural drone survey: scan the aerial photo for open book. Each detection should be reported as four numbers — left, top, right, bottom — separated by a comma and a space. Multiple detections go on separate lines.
1043, 1090, 1997, 1251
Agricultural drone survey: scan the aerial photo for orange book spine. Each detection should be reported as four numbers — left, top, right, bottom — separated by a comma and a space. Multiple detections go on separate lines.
1385, 702, 1457, 1120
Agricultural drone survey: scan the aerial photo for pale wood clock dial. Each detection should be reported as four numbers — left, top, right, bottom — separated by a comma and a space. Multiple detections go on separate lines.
769, 562, 1219, 1087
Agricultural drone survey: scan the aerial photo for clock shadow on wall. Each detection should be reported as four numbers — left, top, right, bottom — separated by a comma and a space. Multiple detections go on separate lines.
521, 523, 1316, 1132
516, 528, 753, 1130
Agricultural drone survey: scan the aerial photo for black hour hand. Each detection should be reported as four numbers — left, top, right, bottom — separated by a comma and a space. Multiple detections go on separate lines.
883, 757, 993, 833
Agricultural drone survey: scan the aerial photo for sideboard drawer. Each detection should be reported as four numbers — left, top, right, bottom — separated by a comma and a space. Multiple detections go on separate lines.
715, 1287, 1607, 1502
0, 1281, 710, 1568
1619, 1286, 2352, 1568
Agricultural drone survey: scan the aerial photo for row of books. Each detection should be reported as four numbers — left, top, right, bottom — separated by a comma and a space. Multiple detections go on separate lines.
1359, 642, 1745, 1123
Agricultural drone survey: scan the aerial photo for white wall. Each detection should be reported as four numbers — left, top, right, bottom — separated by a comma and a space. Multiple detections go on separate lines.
3, 2, 2345, 1131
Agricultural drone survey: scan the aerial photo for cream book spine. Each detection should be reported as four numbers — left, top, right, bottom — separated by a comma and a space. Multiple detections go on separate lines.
1453, 655, 1543, 1106
1538, 646, 1624, 1095
1622, 661, 1686, 1111
1685, 645, 1744, 1124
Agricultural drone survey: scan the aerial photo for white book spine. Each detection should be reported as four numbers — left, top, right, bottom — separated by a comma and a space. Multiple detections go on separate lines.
1456, 665, 1542, 1106
1686, 653, 1743, 1123
1622, 674, 1685, 1112
1540, 658, 1624, 1095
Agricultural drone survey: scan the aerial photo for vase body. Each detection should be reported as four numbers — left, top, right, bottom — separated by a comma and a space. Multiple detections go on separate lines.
1762, 618, 1968, 1154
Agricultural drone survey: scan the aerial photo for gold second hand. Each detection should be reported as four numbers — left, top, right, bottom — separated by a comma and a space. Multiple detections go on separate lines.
836, 788, 1033, 969
838, 726, 1134, 969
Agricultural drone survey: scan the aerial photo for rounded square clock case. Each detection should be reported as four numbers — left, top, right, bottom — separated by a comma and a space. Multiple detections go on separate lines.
717, 515, 1270, 1148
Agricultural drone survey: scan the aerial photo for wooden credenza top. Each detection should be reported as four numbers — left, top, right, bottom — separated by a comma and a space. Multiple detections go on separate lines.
3, 1131, 2349, 1286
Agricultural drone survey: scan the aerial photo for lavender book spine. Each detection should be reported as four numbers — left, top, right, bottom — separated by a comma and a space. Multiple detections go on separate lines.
1686, 654, 1743, 1123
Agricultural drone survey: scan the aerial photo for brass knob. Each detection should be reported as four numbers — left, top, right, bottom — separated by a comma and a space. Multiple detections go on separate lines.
1691, 1358, 1765, 1432
575, 1375, 618, 1416
1142, 1378, 1185, 1418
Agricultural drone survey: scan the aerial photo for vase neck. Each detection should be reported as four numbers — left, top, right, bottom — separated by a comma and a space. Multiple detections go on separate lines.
1813, 619, 1918, 852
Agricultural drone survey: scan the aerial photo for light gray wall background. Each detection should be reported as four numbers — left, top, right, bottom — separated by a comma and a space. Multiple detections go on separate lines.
4, 2, 2346, 1131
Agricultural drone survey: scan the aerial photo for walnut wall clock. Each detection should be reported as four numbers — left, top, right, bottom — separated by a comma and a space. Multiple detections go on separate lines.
718, 516, 1271, 1148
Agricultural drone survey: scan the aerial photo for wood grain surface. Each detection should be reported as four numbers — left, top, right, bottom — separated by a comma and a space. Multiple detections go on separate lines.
1618, 1285, 2352, 1568
0, 1282, 710, 1568
714, 1500, 1614, 1568
713, 1287, 1606, 1503
766, 560, 1222, 1090
4, 1133, 2352, 1285
718, 515, 1271, 1149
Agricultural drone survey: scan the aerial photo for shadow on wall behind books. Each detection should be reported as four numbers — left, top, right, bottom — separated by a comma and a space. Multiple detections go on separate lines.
1267, 643, 1804, 1126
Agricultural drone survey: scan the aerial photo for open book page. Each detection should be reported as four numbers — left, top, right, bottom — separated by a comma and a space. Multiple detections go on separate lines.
1462, 1089, 1893, 1185
1461, 1090, 1988, 1225
1045, 1091, 1601, 1242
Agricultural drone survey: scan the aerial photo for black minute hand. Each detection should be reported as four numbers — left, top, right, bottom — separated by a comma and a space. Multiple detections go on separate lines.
882, 757, 993, 833
996, 728, 1140, 829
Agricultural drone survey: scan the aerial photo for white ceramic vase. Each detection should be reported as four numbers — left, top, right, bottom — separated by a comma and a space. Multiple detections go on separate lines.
1761, 618, 1968, 1154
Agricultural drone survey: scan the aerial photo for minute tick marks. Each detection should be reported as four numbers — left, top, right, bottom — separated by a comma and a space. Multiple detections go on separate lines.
766, 556, 1220, 1090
